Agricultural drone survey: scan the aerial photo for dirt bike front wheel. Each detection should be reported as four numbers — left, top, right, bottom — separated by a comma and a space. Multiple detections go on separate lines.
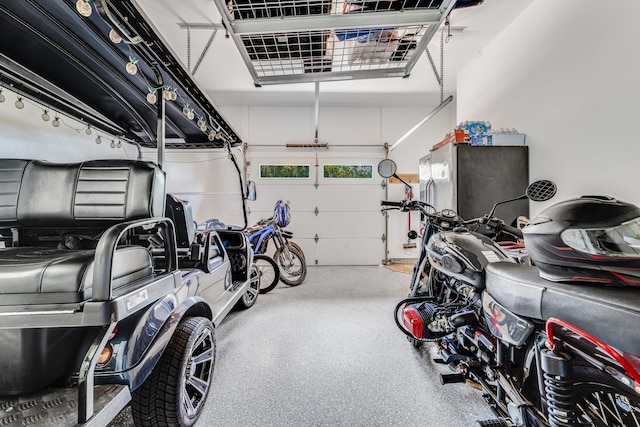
284, 241, 305, 261
273, 246, 307, 286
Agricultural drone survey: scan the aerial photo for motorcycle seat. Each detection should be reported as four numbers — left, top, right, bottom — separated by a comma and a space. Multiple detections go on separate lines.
486, 261, 640, 356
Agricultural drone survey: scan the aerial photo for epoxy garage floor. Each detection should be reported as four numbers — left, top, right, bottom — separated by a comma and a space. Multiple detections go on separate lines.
197, 266, 494, 426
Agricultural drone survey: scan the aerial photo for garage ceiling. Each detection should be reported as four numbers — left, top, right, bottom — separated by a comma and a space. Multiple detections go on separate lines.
135, 0, 534, 107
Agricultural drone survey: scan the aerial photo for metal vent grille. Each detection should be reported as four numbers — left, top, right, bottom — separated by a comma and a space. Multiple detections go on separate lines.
214, 0, 456, 85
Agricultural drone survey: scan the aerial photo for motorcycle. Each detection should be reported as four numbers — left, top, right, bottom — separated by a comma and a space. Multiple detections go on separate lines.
379, 158, 640, 426
378, 159, 542, 303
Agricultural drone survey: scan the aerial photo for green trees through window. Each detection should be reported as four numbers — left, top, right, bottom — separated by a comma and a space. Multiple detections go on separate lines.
259, 164, 373, 179
260, 165, 310, 178
323, 165, 372, 178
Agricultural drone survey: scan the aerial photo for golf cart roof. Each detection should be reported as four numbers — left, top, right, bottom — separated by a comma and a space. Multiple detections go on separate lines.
0, 0, 241, 149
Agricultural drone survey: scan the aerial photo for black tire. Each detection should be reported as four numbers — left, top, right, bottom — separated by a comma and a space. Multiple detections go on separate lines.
236, 264, 260, 309
274, 246, 307, 286
131, 317, 215, 427
409, 337, 423, 349
254, 254, 280, 294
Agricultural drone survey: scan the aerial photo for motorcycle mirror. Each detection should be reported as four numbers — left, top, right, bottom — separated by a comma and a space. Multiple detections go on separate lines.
246, 180, 257, 201
526, 180, 557, 202
378, 159, 397, 178
407, 230, 418, 240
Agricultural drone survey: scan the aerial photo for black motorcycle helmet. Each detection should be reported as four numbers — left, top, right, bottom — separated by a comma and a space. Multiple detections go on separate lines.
522, 196, 640, 286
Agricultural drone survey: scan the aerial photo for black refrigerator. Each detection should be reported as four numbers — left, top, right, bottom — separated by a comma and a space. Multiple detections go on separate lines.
419, 143, 529, 224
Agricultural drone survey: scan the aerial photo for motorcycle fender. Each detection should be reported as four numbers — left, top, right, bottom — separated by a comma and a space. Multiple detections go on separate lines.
482, 293, 534, 347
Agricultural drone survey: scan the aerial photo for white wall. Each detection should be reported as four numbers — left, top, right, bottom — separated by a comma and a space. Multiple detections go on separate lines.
0, 87, 137, 161
457, 0, 640, 215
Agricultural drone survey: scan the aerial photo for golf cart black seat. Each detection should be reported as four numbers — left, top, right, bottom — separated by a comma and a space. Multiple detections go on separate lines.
165, 193, 196, 250
164, 194, 219, 270
0, 159, 166, 305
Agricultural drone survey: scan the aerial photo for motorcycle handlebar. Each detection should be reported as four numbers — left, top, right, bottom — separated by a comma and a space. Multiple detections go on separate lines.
478, 216, 524, 238
499, 223, 524, 239
381, 199, 524, 238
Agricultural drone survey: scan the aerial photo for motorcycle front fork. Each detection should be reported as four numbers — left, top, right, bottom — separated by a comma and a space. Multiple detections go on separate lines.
273, 232, 295, 266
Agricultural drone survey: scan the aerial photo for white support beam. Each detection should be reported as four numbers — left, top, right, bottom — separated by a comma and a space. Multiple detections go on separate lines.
388, 95, 453, 152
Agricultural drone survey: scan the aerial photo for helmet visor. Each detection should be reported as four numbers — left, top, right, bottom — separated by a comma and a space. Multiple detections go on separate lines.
561, 217, 640, 258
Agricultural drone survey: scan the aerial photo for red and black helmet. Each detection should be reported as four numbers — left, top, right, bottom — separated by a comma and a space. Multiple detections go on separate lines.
522, 196, 640, 286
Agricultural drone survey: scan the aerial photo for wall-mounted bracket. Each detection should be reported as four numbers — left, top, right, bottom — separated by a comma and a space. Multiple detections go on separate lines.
178, 23, 225, 76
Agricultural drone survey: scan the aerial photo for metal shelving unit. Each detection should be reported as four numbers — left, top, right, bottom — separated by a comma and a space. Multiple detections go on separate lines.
213, 0, 456, 86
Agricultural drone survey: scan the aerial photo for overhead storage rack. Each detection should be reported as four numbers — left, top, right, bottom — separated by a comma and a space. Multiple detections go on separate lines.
213, 0, 457, 86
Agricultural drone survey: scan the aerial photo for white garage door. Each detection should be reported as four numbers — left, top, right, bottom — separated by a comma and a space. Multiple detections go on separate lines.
246, 149, 386, 265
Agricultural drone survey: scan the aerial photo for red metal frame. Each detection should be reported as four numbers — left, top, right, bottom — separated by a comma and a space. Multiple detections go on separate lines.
546, 317, 640, 390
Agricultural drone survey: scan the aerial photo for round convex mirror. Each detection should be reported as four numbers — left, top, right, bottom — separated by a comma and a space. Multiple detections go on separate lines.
378, 159, 397, 178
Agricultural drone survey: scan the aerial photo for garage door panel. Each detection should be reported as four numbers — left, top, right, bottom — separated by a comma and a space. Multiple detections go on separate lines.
313, 185, 385, 211
246, 152, 386, 265
247, 211, 313, 240
248, 237, 381, 266
248, 212, 383, 240
313, 212, 384, 238
316, 238, 383, 265
284, 212, 320, 239
249, 187, 384, 217
251, 183, 384, 211
250, 182, 320, 212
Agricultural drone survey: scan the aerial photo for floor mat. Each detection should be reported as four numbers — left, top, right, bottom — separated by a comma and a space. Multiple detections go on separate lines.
383, 263, 414, 274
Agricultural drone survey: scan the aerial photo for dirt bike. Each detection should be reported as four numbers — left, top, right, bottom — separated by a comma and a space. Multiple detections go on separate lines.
247, 217, 307, 288
380, 159, 640, 426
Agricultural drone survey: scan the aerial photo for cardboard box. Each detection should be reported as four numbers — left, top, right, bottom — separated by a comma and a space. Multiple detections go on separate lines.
454, 129, 470, 143
432, 129, 470, 151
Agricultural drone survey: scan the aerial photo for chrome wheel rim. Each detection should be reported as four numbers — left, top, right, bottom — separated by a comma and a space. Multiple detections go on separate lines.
244, 266, 260, 304
578, 390, 640, 426
182, 327, 214, 417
